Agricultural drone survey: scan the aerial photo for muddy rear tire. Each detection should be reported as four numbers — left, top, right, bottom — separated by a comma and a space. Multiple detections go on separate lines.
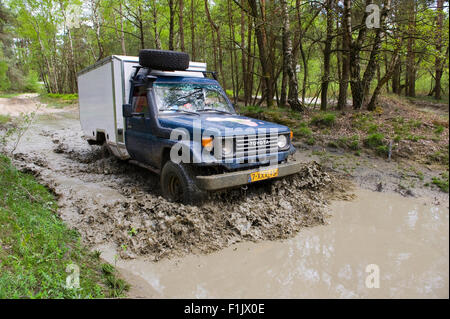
160, 161, 206, 204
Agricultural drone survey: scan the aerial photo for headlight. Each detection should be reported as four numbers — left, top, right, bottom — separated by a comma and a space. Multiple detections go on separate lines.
221, 138, 233, 157
277, 134, 288, 149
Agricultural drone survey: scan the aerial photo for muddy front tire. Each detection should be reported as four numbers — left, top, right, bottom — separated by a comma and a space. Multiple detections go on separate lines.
160, 161, 206, 204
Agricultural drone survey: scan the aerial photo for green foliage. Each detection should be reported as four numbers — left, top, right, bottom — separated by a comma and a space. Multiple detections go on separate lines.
24, 70, 41, 93
375, 145, 389, 157
305, 137, 315, 145
293, 122, 312, 138
310, 112, 336, 127
428, 150, 449, 166
0, 155, 128, 298
0, 114, 11, 125
432, 172, 449, 193
238, 105, 263, 116
351, 113, 374, 131
364, 133, 385, 148
337, 135, 360, 151
367, 124, 379, 134
46, 93, 78, 100
39, 93, 78, 109
327, 141, 338, 148
0, 60, 11, 91
434, 125, 444, 135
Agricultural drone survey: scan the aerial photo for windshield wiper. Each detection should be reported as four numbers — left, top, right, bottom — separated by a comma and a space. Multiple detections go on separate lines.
199, 108, 233, 114
163, 108, 200, 115
172, 88, 203, 104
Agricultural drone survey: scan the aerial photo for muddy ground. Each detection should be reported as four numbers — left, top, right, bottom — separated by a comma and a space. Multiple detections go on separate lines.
1, 103, 350, 261
0, 95, 448, 298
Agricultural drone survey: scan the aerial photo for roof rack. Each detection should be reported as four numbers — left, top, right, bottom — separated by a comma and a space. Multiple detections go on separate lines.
131, 65, 218, 82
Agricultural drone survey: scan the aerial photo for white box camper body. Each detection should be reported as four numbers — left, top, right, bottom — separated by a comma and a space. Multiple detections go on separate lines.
77, 55, 206, 159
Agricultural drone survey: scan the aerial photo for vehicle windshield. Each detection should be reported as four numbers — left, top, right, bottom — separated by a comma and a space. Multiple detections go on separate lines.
154, 83, 235, 114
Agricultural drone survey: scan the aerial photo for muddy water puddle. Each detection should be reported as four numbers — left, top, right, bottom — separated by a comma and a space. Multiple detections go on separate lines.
97, 188, 448, 298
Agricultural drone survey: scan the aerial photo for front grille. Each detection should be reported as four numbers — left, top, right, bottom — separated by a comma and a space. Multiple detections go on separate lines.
235, 134, 279, 158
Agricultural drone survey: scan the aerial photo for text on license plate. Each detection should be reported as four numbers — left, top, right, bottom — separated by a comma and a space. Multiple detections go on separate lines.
249, 168, 279, 182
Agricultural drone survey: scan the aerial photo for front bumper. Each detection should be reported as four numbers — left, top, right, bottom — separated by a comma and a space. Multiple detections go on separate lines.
195, 160, 303, 191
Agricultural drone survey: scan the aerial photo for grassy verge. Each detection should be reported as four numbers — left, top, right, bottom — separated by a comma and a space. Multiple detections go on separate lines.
0, 92, 21, 98
0, 155, 128, 298
0, 114, 11, 125
39, 93, 78, 109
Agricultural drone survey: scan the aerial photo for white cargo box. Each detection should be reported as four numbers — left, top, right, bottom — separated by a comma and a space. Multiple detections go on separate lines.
77, 55, 206, 159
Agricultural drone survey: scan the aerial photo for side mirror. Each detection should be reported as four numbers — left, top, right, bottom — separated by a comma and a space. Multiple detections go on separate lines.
123, 104, 132, 118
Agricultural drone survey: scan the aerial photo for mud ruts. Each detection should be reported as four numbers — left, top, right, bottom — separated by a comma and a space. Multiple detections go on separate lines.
10, 124, 348, 261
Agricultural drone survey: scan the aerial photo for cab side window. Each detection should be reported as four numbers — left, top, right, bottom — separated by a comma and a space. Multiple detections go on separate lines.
132, 85, 149, 115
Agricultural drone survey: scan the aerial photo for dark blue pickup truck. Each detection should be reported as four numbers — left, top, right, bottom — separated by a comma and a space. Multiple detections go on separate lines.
78, 49, 302, 203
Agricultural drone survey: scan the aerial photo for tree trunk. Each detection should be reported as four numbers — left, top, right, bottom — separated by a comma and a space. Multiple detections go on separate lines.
247, 0, 275, 107
169, 0, 175, 50
368, 50, 400, 111
281, 0, 302, 111
349, 0, 371, 109
204, 0, 225, 90
118, 2, 126, 55
179, 0, 185, 51
320, 0, 334, 111
434, 0, 444, 100
337, 0, 350, 110
152, 0, 161, 49
190, 0, 195, 59
405, 0, 416, 97
361, 0, 391, 107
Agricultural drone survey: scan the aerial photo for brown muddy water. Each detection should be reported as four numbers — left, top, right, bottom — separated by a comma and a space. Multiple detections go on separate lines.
1, 108, 449, 298
100, 189, 449, 299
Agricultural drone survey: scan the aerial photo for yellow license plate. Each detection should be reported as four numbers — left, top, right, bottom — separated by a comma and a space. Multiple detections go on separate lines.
249, 168, 279, 182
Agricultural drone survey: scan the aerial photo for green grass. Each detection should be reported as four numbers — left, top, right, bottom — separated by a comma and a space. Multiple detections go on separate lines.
0, 155, 128, 298
434, 125, 445, 135
432, 172, 449, 193
0, 114, 11, 125
427, 150, 449, 166
0, 92, 21, 98
310, 112, 336, 127
238, 105, 264, 115
39, 93, 78, 109
406, 94, 450, 106
364, 133, 385, 148
293, 122, 312, 138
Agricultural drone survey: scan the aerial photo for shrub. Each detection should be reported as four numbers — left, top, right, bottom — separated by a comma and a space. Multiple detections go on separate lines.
310, 112, 336, 127
294, 125, 312, 138
376, 145, 389, 157
0, 60, 11, 91
364, 133, 385, 148
24, 70, 41, 93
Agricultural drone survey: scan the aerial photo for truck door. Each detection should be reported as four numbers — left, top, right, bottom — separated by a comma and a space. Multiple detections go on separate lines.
125, 84, 158, 167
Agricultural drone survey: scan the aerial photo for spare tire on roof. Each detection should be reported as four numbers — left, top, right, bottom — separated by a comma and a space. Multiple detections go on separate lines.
139, 49, 190, 71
